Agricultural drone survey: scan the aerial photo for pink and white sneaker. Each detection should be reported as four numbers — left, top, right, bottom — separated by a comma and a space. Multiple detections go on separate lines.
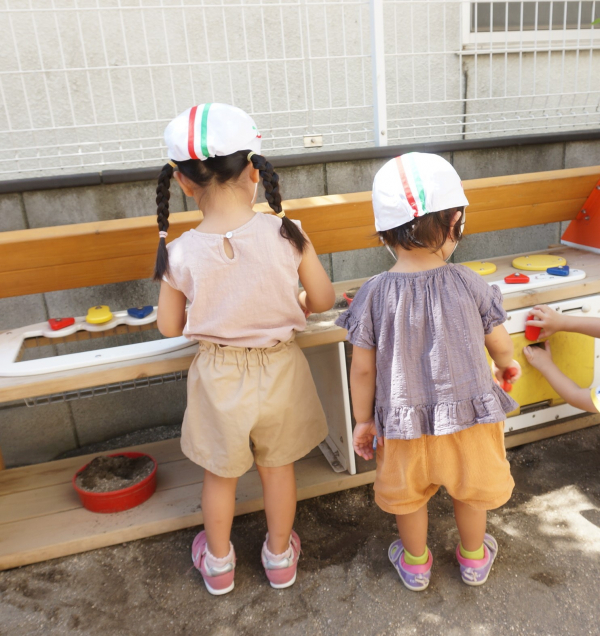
192, 531, 236, 596
261, 531, 301, 589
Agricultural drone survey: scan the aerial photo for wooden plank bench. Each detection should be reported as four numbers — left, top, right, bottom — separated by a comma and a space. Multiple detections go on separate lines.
1, 163, 599, 570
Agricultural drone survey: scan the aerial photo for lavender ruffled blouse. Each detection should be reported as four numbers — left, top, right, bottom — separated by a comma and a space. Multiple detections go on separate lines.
336, 264, 518, 440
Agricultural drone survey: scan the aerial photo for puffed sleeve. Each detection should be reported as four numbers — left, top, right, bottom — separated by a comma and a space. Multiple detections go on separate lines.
457, 265, 507, 335
480, 283, 507, 334
335, 281, 376, 349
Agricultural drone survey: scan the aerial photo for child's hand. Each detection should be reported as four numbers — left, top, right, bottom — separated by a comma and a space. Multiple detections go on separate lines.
353, 419, 382, 461
492, 360, 522, 392
298, 290, 312, 318
523, 341, 553, 371
525, 305, 564, 339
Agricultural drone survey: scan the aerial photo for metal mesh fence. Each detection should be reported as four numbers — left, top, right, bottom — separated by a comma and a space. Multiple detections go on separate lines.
383, 1, 600, 143
0, 0, 598, 179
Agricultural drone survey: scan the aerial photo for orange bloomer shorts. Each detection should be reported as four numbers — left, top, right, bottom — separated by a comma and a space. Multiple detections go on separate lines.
374, 422, 514, 515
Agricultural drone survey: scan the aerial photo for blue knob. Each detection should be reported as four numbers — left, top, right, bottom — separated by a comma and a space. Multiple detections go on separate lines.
127, 305, 154, 319
547, 266, 569, 277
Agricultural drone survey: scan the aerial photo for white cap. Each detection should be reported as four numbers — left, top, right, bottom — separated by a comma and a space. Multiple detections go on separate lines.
372, 153, 469, 232
164, 103, 262, 162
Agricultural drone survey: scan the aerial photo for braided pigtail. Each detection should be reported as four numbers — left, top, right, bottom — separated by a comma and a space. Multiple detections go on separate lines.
153, 162, 174, 281
250, 154, 307, 254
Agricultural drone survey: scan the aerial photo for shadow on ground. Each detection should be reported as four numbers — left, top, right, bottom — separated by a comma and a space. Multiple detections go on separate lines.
2, 426, 600, 636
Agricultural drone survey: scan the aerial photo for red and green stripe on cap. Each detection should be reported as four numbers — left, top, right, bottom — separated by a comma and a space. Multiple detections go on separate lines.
187, 104, 212, 160
395, 154, 426, 218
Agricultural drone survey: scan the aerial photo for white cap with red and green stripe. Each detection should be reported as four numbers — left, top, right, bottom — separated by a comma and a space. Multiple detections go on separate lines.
372, 152, 469, 231
164, 103, 262, 162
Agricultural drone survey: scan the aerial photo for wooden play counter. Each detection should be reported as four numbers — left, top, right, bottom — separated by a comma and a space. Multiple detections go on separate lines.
2, 246, 600, 570
2, 245, 600, 404
1, 164, 600, 570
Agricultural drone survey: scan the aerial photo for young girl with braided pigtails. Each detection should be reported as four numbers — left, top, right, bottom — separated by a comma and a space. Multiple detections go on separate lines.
154, 103, 334, 595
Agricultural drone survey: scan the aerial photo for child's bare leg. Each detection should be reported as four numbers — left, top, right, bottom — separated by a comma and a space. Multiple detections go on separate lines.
202, 470, 239, 557
257, 463, 297, 554
395, 504, 428, 557
453, 498, 486, 551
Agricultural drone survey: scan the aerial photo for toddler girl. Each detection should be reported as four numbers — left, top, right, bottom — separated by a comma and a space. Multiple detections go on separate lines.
336, 153, 521, 590
155, 103, 334, 595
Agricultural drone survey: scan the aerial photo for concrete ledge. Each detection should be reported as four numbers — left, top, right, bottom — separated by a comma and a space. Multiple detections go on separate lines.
1, 130, 599, 194
0, 173, 101, 194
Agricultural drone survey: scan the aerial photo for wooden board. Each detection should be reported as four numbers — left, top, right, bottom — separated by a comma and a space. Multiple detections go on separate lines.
2, 166, 598, 297
1, 247, 599, 404
0, 441, 376, 571
2, 410, 599, 571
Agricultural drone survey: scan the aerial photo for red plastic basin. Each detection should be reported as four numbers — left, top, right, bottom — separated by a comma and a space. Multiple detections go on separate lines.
73, 452, 157, 514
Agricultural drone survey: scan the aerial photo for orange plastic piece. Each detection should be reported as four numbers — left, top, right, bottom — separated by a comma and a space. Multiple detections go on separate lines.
561, 178, 600, 253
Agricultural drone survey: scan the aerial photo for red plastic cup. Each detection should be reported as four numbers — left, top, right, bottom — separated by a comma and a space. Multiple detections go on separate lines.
73, 452, 157, 514
525, 314, 542, 342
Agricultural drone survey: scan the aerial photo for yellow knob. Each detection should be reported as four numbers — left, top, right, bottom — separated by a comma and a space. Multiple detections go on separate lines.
86, 305, 113, 324
461, 261, 497, 276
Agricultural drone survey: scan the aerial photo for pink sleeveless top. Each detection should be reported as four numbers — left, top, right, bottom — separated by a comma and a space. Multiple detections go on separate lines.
164, 212, 306, 348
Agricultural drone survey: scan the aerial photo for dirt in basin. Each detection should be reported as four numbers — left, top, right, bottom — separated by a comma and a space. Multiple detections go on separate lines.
75, 455, 155, 493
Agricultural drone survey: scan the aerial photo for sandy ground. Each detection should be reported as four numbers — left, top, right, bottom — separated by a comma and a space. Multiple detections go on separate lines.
2, 425, 600, 636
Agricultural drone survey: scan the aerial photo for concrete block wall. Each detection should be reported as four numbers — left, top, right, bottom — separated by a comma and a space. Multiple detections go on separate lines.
1, 138, 599, 467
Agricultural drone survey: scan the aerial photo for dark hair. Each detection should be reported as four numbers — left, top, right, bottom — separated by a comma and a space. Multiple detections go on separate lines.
378, 207, 464, 253
153, 152, 307, 281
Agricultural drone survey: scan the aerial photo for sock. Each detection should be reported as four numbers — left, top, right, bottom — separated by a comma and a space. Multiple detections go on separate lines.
205, 543, 234, 570
404, 547, 429, 566
263, 535, 293, 563
459, 543, 485, 561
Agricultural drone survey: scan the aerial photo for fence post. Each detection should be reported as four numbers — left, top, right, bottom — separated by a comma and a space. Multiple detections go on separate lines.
369, 0, 388, 146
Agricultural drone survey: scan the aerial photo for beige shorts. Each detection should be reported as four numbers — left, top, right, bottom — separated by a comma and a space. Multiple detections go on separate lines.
374, 422, 514, 515
181, 338, 329, 478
